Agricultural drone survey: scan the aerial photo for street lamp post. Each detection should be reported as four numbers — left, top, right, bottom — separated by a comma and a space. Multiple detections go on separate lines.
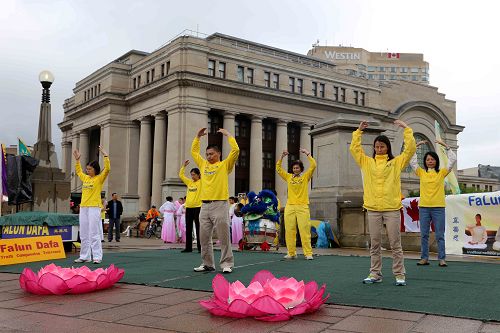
33, 70, 58, 168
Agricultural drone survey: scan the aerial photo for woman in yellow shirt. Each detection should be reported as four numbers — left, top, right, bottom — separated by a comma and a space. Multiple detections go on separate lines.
276, 148, 316, 260
73, 146, 110, 264
410, 140, 456, 267
179, 160, 202, 253
350, 120, 416, 286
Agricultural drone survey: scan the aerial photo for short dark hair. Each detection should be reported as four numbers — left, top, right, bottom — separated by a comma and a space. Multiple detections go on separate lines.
87, 160, 101, 175
372, 135, 394, 161
423, 151, 440, 172
476, 214, 481, 219
152, 205, 156, 208
112, 192, 117, 196
206, 144, 221, 153
291, 160, 304, 172
190, 168, 201, 176
229, 196, 236, 201
166, 196, 173, 202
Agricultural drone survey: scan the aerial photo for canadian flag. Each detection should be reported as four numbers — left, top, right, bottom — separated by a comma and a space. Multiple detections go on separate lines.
387, 52, 400, 59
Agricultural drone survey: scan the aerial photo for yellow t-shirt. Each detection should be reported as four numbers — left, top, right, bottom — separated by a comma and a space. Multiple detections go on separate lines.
179, 166, 202, 208
191, 136, 239, 201
416, 167, 450, 207
276, 155, 316, 205
76, 156, 110, 207
349, 128, 416, 211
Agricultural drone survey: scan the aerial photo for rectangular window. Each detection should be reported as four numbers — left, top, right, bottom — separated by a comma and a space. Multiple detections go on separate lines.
247, 68, 254, 84
367, 66, 376, 72
161, 64, 165, 77
379, 66, 386, 72
390, 75, 397, 80
354, 90, 359, 104
151, 69, 155, 82
412, 75, 418, 81
340, 88, 346, 102
379, 74, 386, 80
333, 86, 339, 101
272, 73, 279, 89
400, 67, 408, 73
84, 91, 87, 100
297, 79, 303, 94
319, 83, 325, 98
312, 82, 317, 96
166, 61, 170, 75
146, 71, 150, 84
401, 75, 408, 80
360, 92, 365, 106
98, 84, 101, 95
264, 71, 270, 87
411, 67, 419, 73
390, 67, 397, 73
237, 66, 244, 82
289, 77, 295, 93
208, 60, 215, 77
137, 75, 141, 87
91, 88, 94, 98
368, 74, 375, 79
133, 78, 137, 89
422, 76, 428, 82
218, 62, 226, 79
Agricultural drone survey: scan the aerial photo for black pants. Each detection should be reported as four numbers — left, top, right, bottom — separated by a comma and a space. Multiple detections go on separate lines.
185, 207, 201, 251
108, 217, 121, 241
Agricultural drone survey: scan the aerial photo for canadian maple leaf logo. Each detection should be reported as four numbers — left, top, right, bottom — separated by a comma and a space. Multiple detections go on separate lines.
405, 199, 420, 228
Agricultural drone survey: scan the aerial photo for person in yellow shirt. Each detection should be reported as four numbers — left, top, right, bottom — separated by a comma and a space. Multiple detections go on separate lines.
179, 160, 202, 253
410, 139, 456, 267
73, 146, 110, 264
350, 120, 416, 286
276, 148, 317, 260
191, 127, 239, 274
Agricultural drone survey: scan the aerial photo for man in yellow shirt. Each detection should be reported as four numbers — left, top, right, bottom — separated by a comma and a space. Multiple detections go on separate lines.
191, 127, 239, 274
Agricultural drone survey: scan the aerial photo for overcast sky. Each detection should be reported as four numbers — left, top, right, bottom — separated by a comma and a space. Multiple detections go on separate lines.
1, 0, 499, 169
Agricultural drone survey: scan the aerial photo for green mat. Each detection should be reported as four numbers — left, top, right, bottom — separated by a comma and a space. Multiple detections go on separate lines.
1, 249, 499, 322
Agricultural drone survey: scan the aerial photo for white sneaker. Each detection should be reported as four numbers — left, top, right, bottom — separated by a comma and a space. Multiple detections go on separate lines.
74, 258, 90, 263
222, 267, 233, 274
305, 255, 314, 260
284, 254, 297, 260
193, 265, 215, 272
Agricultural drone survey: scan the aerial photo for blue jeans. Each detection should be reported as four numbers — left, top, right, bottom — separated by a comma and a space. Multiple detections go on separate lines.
419, 207, 446, 260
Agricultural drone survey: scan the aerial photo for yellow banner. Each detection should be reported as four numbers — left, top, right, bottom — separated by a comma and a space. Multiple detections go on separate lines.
0, 235, 66, 266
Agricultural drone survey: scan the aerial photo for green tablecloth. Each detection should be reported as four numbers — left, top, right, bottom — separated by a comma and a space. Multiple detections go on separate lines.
0, 211, 79, 226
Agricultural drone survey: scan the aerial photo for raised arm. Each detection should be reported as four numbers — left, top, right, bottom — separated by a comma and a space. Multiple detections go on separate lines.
191, 128, 206, 167
300, 148, 317, 181
178, 160, 191, 185
218, 128, 240, 172
395, 120, 416, 170
98, 145, 110, 181
73, 149, 87, 181
409, 140, 427, 174
436, 140, 457, 172
276, 150, 290, 181
349, 121, 370, 167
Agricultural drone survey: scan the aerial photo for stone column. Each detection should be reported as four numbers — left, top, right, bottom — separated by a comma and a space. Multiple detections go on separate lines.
137, 117, 153, 211
79, 130, 89, 169
300, 123, 312, 171
165, 110, 181, 181
275, 120, 288, 204
249, 116, 263, 191
71, 133, 79, 191
223, 112, 236, 196
61, 140, 72, 176
151, 113, 167, 207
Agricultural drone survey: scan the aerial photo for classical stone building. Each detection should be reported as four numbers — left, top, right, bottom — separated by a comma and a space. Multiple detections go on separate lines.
58, 32, 463, 229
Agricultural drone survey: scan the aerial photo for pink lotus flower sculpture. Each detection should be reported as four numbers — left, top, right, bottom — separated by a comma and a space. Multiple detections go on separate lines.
19, 263, 124, 295
200, 270, 329, 321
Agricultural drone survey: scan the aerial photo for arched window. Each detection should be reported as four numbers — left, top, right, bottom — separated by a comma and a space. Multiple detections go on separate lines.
402, 133, 433, 172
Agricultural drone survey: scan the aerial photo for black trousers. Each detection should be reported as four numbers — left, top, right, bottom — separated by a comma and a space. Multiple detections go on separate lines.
108, 218, 121, 241
185, 207, 201, 251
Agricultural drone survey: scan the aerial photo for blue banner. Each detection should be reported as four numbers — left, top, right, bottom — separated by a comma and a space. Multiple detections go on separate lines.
1, 225, 73, 241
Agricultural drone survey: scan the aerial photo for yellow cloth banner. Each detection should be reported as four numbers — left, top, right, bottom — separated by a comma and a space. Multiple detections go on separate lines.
0, 235, 66, 265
